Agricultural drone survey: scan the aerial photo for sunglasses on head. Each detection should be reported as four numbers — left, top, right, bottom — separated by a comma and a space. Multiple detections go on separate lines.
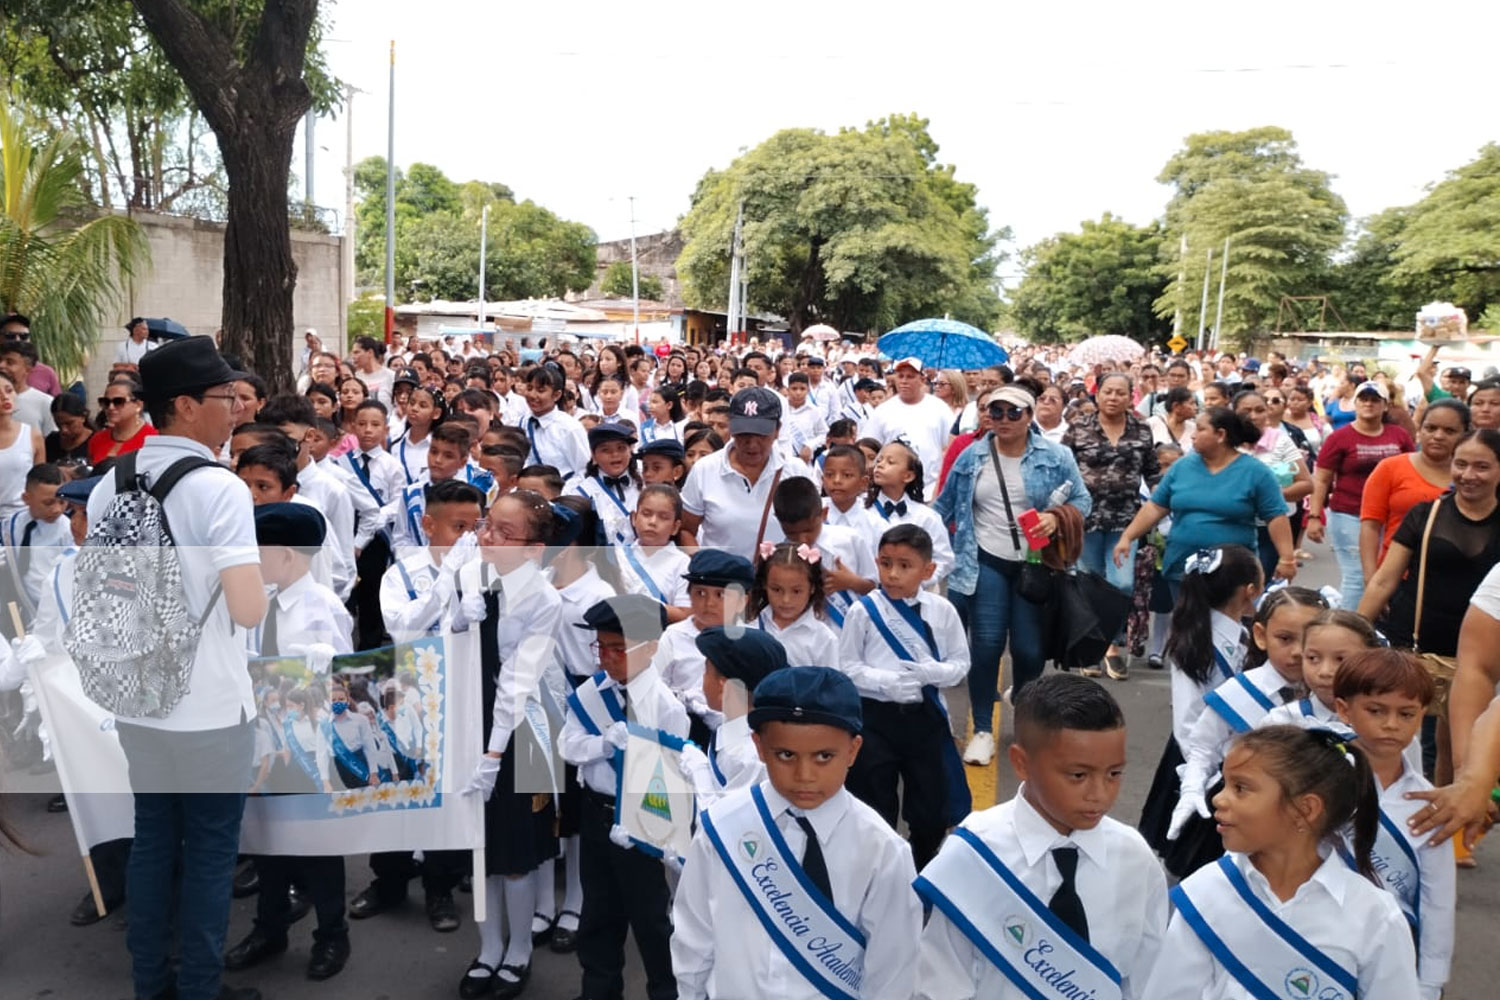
987, 403, 1030, 422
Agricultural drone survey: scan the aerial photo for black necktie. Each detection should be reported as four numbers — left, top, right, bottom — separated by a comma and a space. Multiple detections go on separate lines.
1277, 685, 1298, 705
262, 598, 280, 657
883, 500, 907, 518
17, 519, 35, 576
603, 475, 630, 500
360, 452, 371, 478
1048, 846, 1089, 942
795, 815, 833, 902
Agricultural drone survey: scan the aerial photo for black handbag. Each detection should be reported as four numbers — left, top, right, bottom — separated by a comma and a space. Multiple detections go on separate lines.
988, 439, 1056, 604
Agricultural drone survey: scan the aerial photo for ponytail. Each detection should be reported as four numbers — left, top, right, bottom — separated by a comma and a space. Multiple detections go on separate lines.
1165, 545, 1262, 684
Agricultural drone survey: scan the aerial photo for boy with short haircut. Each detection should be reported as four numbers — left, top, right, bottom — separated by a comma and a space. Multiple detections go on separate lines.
820, 444, 870, 530
516, 463, 564, 500
773, 475, 876, 629
392, 422, 475, 550
380, 479, 485, 642
781, 370, 829, 462
1334, 649, 1454, 1000
836, 523, 969, 868
653, 548, 754, 744
260, 395, 360, 600
676, 626, 783, 808
2, 462, 70, 613
915, 673, 1168, 1000
672, 665, 922, 1000
335, 398, 406, 649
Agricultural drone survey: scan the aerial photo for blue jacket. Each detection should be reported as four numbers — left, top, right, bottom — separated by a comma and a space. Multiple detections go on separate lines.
933, 428, 1092, 596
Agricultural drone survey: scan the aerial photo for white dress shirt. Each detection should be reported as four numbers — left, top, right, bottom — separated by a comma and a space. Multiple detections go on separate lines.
392, 429, 431, 485
1259, 695, 1425, 784
616, 540, 691, 609
823, 498, 866, 530
1170, 609, 1247, 748
862, 393, 952, 499
559, 663, 689, 795
255, 571, 354, 657
780, 400, 829, 457
680, 441, 813, 558
917, 791, 1169, 1000
651, 615, 719, 723
837, 589, 970, 703
553, 565, 617, 679
672, 782, 921, 1000
1179, 663, 1300, 800
114, 336, 156, 365
296, 460, 357, 600
754, 607, 839, 669
322, 451, 389, 551
1143, 850, 1420, 1000
380, 548, 445, 642
857, 496, 955, 584
573, 473, 639, 546
678, 713, 764, 810
523, 406, 590, 481
0, 508, 70, 612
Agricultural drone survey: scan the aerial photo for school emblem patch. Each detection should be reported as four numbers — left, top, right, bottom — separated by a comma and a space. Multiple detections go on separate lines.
640, 759, 672, 820
1284, 968, 1318, 998
1003, 916, 1030, 948
739, 834, 762, 862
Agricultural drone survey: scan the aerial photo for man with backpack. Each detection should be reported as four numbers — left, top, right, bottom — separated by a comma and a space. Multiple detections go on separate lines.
76, 336, 268, 1000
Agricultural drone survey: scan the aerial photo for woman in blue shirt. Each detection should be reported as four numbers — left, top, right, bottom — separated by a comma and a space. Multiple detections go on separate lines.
1112, 407, 1297, 595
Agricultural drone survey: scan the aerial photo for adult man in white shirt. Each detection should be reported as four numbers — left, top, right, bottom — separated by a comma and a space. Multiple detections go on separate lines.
352, 335, 395, 407
0, 339, 56, 434
861, 357, 951, 499
116, 317, 157, 366
91, 336, 267, 1000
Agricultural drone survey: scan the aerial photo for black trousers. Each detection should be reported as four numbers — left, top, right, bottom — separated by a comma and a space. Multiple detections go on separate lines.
91, 836, 132, 903
366, 848, 465, 902
254, 855, 347, 944
576, 792, 674, 1000
846, 698, 948, 870
352, 532, 392, 652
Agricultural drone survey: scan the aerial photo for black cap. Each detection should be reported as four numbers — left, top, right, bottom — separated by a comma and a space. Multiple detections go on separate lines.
853, 378, 883, 393
139, 336, 249, 403
695, 627, 786, 690
394, 368, 420, 387
253, 502, 327, 551
588, 424, 637, 451
1446, 367, 1472, 381
749, 666, 862, 734
682, 548, 754, 589
637, 438, 686, 463
729, 387, 781, 436
57, 475, 100, 506
574, 594, 668, 641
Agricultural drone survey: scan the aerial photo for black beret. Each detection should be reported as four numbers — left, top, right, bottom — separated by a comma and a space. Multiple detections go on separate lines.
749, 666, 862, 734
695, 626, 786, 690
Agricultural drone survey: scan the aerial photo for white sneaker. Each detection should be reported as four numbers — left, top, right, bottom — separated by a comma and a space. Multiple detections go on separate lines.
963, 731, 996, 766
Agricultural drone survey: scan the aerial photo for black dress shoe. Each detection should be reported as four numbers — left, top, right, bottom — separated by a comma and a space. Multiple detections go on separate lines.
287, 885, 312, 924
216, 987, 262, 1000
223, 930, 288, 971
495, 962, 530, 1000
232, 860, 260, 898
427, 891, 460, 932
349, 885, 401, 919
458, 959, 498, 999
70, 889, 122, 926
549, 910, 581, 953
46, 794, 68, 813
531, 910, 555, 946
306, 937, 351, 981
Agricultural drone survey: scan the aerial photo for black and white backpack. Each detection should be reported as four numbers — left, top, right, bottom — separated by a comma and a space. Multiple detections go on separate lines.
65, 452, 225, 718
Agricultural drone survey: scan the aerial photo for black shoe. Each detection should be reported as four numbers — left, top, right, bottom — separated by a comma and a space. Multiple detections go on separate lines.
458, 873, 473, 893
427, 891, 460, 932
70, 889, 122, 926
46, 794, 68, 813
216, 987, 262, 1000
531, 910, 555, 946
232, 860, 260, 898
349, 885, 401, 920
287, 885, 312, 924
550, 909, 581, 954
223, 930, 288, 971
458, 959, 498, 999
494, 962, 530, 1000
306, 937, 351, 981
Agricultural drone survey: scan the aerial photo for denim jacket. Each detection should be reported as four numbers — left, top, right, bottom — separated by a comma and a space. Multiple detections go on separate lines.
933, 428, 1092, 596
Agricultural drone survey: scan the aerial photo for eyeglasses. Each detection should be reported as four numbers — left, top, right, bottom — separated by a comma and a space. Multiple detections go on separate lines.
590, 639, 650, 659
98, 396, 133, 408
987, 404, 1030, 422
200, 392, 241, 405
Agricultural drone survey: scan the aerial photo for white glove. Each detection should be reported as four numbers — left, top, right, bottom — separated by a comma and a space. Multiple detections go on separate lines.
446, 532, 481, 571
677, 744, 710, 781
1166, 790, 1210, 841
460, 590, 487, 625
681, 689, 710, 719
10, 635, 45, 665
608, 823, 634, 849
603, 722, 630, 752
462, 754, 502, 799
304, 642, 336, 675
911, 659, 946, 686
885, 671, 924, 703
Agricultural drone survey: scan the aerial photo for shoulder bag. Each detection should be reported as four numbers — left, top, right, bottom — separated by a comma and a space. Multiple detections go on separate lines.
1411, 496, 1459, 716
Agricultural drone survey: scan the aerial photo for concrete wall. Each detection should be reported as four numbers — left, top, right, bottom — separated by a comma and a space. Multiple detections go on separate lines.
80, 212, 345, 392
585, 230, 684, 307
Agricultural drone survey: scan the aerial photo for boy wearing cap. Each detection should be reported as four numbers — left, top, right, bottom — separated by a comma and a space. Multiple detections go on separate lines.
560, 595, 688, 1000
676, 625, 783, 808
671, 665, 922, 1000
862, 357, 953, 500
653, 548, 754, 744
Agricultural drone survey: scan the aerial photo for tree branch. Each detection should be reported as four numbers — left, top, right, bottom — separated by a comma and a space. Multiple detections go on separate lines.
129, 0, 238, 137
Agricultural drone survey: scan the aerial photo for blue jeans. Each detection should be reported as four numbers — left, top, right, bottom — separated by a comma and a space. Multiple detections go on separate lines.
1078, 530, 1136, 645
1326, 511, 1365, 611
951, 556, 1045, 734
117, 720, 253, 1000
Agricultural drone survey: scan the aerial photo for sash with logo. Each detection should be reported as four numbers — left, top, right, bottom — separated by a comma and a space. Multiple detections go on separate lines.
856, 592, 972, 825
1340, 810, 1421, 940
1211, 645, 1237, 683
824, 589, 851, 628
701, 784, 866, 1000
323, 717, 371, 786
1201, 671, 1277, 733
914, 826, 1123, 1000
566, 671, 627, 773
1171, 855, 1359, 1000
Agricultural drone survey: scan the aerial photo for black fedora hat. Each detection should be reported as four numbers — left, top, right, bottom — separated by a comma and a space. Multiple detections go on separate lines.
139, 336, 250, 403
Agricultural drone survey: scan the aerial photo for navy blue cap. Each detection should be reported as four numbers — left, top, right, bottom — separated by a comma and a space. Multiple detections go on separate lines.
637, 438, 686, 463
682, 548, 754, 589
729, 386, 781, 436
695, 626, 786, 690
588, 424, 637, 451
394, 368, 420, 387
253, 502, 327, 550
749, 666, 862, 734
574, 594, 668, 641
853, 378, 883, 393
57, 475, 101, 506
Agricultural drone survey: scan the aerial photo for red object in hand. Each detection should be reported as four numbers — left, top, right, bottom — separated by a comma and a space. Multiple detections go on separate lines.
1017, 508, 1050, 549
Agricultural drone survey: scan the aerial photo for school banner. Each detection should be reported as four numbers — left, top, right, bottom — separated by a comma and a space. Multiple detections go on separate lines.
615, 722, 696, 862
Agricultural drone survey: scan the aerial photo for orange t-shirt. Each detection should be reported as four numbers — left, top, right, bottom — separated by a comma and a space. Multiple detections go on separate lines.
1359, 453, 1448, 558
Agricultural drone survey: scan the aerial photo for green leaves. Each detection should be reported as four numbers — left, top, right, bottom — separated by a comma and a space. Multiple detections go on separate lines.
601, 260, 663, 302
1010, 214, 1168, 345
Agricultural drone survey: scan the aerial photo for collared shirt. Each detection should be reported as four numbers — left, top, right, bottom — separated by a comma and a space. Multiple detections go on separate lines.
523, 406, 590, 481
680, 440, 814, 559
672, 782, 922, 1000
380, 548, 444, 642
857, 496, 955, 584
553, 565, 618, 678
296, 461, 357, 600
31, 545, 76, 654
1170, 610, 1247, 748
862, 393, 953, 500
334, 445, 404, 508
573, 473, 639, 545
837, 590, 969, 703
780, 400, 828, 457
254, 571, 354, 658
1179, 663, 1300, 800
1371, 759, 1456, 1000
616, 540, 691, 609
679, 713, 764, 810
917, 791, 1168, 1000
1, 509, 70, 611
1062, 412, 1160, 532
754, 606, 839, 669
1143, 850, 1419, 1000
559, 663, 689, 795
114, 336, 156, 365
823, 498, 865, 530
85, 435, 259, 732
323, 450, 390, 550
392, 430, 431, 485
651, 616, 720, 725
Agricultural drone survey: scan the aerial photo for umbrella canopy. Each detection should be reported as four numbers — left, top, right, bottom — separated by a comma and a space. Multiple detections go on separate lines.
876, 318, 1008, 370
144, 317, 190, 341
802, 323, 841, 342
1066, 334, 1145, 368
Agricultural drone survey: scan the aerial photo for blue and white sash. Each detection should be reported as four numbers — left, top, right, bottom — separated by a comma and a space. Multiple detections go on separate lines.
284, 719, 321, 786
618, 541, 668, 603
1211, 646, 1237, 683
1202, 672, 1277, 733
701, 784, 866, 1000
324, 718, 370, 784
344, 452, 386, 504
401, 484, 426, 547
396, 433, 424, 485
1171, 855, 1359, 1000
914, 827, 1123, 1000
566, 672, 627, 773
824, 589, 851, 628
378, 714, 421, 777
1341, 810, 1422, 939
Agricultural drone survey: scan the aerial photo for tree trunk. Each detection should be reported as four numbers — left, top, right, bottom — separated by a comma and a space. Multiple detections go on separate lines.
131, 0, 317, 394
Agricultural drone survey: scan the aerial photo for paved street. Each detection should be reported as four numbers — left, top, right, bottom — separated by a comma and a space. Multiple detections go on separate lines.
2, 542, 1495, 999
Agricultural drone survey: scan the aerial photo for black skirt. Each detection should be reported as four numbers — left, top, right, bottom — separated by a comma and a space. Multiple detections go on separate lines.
556, 763, 582, 839
483, 732, 559, 876
1138, 734, 1225, 878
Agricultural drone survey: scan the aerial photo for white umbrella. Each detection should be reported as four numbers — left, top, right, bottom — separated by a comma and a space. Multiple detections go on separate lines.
803, 323, 841, 342
1067, 335, 1146, 368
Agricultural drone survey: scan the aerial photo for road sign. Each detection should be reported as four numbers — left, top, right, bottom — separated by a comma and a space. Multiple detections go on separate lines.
1167, 335, 1188, 353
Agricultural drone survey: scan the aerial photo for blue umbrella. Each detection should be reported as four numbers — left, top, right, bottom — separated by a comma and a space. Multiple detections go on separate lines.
876, 318, 1008, 370
143, 317, 190, 341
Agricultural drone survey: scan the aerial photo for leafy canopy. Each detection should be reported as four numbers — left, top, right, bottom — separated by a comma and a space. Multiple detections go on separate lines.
601, 259, 663, 302
1010, 214, 1168, 345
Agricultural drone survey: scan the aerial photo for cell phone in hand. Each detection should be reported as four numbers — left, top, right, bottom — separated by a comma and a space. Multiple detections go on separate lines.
1017, 508, 1050, 549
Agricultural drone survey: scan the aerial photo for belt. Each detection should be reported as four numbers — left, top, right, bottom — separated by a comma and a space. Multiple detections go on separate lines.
584, 788, 617, 807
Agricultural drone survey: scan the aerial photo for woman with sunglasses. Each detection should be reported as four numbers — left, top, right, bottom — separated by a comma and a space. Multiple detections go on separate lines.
88, 376, 156, 464
933, 381, 1091, 766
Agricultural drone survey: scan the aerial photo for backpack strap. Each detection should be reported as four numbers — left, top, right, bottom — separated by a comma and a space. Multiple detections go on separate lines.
141, 454, 231, 627
114, 450, 141, 494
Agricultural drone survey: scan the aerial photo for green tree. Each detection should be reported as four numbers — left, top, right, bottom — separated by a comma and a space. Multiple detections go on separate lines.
1010, 214, 1169, 344
677, 114, 1005, 333
1389, 143, 1500, 321
345, 292, 383, 345
0, 96, 150, 379
600, 259, 663, 301
1156, 127, 1347, 345
1330, 208, 1421, 330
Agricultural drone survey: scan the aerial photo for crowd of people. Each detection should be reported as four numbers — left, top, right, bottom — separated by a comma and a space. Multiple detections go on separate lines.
1, 314, 1499, 1000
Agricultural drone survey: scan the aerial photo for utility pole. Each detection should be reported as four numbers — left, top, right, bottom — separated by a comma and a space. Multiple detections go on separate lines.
303, 111, 315, 213
726, 201, 744, 345
478, 203, 489, 337
1212, 237, 1231, 351
1172, 233, 1187, 338
629, 195, 640, 346
1196, 247, 1213, 352
383, 40, 396, 345
342, 83, 358, 344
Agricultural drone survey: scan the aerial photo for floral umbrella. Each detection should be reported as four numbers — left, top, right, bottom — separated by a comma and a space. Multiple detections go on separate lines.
1066, 335, 1146, 368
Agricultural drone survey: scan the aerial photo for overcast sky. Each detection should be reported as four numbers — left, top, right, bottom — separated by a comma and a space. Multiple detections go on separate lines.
301, 0, 1499, 284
